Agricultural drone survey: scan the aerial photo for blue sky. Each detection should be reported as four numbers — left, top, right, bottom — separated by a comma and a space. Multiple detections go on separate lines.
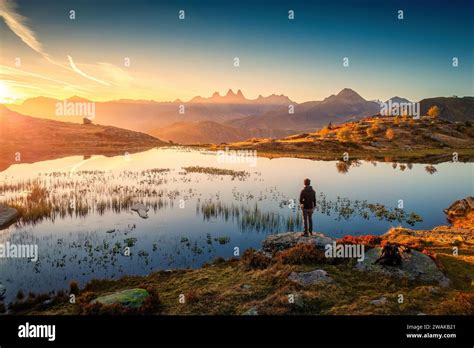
0, 0, 472, 102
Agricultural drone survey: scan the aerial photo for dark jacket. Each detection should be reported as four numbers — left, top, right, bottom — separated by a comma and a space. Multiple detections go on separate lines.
300, 185, 316, 209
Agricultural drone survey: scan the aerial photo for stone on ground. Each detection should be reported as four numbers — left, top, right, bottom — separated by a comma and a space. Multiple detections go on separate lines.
91, 288, 149, 308
288, 269, 334, 286
243, 307, 258, 315
370, 296, 387, 306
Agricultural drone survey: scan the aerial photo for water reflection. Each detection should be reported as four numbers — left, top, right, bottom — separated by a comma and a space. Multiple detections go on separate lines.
0, 148, 470, 303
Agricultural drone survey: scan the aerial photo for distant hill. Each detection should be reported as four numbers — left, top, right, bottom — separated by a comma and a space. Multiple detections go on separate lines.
7, 91, 296, 133
228, 88, 381, 131
385, 96, 411, 104
420, 97, 474, 122
211, 115, 474, 163
151, 120, 294, 144
0, 106, 166, 171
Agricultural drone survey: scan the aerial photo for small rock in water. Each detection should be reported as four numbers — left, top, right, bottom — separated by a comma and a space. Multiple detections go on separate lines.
106, 229, 116, 233
131, 203, 149, 219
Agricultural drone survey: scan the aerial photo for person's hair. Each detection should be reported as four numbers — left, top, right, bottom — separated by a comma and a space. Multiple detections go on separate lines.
304, 178, 311, 186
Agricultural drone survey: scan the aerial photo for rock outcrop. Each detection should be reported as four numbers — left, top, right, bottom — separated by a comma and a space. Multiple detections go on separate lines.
262, 232, 334, 253
355, 248, 450, 287
444, 196, 474, 221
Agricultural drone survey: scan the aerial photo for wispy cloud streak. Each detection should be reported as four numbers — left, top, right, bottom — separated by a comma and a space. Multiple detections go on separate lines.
0, 0, 112, 86
67, 56, 111, 86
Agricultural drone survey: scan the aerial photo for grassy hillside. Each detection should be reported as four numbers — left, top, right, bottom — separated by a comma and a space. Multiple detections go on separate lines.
0, 106, 167, 171
420, 97, 474, 122
208, 116, 474, 163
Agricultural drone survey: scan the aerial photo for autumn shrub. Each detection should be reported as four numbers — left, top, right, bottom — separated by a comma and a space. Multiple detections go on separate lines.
184, 289, 200, 304
386, 128, 394, 140
366, 127, 375, 138
319, 127, 330, 138
336, 127, 351, 142
69, 281, 79, 295
9, 293, 50, 314
240, 248, 271, 270
276, 244, 326, 265
338, 235, 382, 248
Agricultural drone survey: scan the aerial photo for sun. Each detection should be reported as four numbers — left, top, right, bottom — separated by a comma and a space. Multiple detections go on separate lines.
0, 81, 16, 104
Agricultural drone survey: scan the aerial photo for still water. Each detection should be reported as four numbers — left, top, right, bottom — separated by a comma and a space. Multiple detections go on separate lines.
0, 147, 471, 302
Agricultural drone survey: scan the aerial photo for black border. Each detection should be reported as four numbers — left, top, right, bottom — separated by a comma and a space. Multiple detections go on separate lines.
0, 315, 472, 346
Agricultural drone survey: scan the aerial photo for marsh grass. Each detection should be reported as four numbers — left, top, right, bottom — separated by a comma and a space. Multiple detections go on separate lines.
197, 200, 302, 232
0, 169, 173, 224
182, 166, 249, 179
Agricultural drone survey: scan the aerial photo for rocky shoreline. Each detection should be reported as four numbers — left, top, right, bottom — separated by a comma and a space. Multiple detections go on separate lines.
1, 197, 472, 315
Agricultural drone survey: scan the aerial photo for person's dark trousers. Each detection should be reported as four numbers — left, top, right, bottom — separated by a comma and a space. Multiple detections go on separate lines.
302, 208, 314, 233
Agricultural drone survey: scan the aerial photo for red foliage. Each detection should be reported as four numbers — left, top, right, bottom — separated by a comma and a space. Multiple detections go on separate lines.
276, 243, 326, 265
338, 235, 381, 248
421, 248, 436, 259
240, 248, 271, 270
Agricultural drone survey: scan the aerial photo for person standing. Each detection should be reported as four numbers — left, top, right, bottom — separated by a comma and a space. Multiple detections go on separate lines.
299, 178, 316, 236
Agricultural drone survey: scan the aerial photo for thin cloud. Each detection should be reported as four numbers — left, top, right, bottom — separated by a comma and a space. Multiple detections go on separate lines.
0, 0, 59, 66
0, 0, 112, 86
67, 55, 111, 86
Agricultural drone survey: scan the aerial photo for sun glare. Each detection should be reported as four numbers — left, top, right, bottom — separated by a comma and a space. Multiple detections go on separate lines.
0, 81, 15, 104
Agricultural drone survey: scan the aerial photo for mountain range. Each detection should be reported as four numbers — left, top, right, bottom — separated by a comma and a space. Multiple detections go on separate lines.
4, 89, 473, 144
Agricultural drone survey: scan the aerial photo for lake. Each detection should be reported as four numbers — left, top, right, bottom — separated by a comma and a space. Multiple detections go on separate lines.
0, 147, 472, 303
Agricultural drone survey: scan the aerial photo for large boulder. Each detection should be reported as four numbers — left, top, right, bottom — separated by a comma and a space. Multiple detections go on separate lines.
0, 205, 18, 229
444, 196, 474, 220
262, 232, 335, 253
288, 269, 334, 286
91, 288, 149, 308
355, 248, 450, 287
